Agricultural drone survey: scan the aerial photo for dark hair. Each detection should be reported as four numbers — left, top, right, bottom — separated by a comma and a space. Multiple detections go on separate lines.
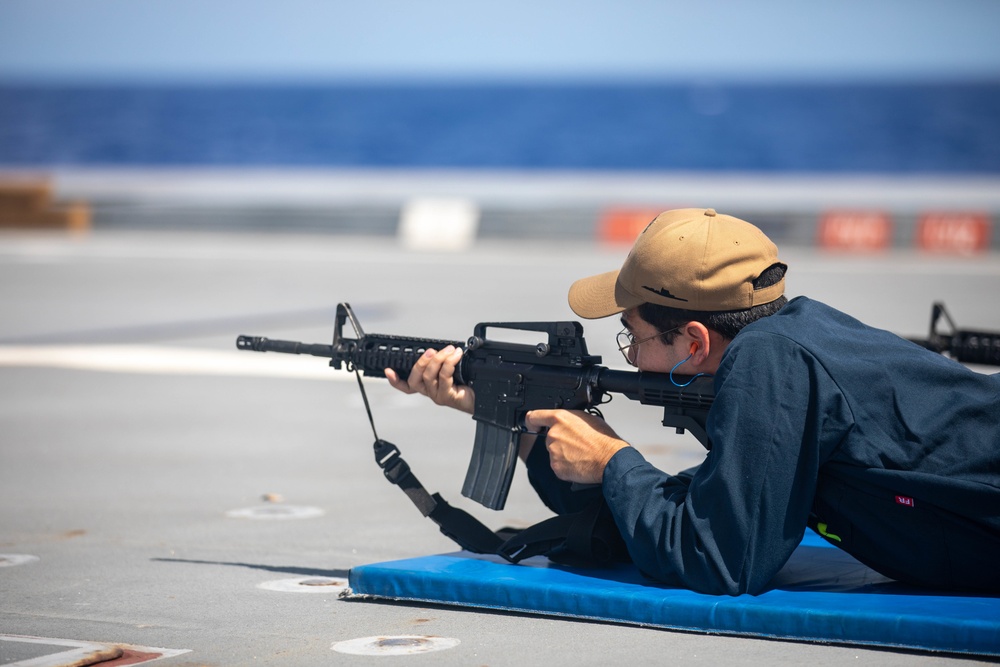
637, 263, 788, 342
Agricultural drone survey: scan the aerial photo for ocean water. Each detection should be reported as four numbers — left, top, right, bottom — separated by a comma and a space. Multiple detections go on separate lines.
1, 81, 998, 173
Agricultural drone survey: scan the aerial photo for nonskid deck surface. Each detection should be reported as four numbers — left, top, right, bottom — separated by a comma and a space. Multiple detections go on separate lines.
1, 230, 997, 666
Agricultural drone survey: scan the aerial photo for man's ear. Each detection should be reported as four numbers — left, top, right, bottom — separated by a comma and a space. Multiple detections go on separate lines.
683, 322, 712, 364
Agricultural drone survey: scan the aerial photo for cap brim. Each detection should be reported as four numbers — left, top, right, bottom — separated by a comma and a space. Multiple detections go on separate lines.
568, 270, 646, 319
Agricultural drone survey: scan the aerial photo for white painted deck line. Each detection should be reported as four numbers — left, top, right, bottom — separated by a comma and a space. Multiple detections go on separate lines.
0, 345, 348, 380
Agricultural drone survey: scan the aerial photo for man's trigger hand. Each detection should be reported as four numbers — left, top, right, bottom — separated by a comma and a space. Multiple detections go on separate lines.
525, 409, 629, 485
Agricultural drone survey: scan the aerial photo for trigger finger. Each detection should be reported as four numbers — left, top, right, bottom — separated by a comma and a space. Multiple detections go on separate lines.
524, 409, 553, 433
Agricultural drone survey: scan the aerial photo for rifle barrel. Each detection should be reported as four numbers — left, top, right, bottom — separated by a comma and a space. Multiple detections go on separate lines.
236, 335, 336, 358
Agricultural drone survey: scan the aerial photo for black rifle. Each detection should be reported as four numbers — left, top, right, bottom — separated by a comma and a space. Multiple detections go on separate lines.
909, 302, 1000, 367
236, 303, 714, 511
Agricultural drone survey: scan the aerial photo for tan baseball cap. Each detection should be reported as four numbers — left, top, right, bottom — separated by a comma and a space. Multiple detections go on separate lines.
568, 208, 785, 318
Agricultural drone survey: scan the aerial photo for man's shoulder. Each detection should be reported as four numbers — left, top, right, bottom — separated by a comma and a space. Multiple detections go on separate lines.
774, 295, 839, 319
727, 297, 853, 359
741, 296, 835, 335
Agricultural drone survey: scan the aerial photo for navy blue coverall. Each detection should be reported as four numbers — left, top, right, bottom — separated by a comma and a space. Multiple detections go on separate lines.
527, 297, 1000, 595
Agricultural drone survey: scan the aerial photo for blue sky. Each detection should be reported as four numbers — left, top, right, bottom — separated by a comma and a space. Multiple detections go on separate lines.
1, 0, 999, 82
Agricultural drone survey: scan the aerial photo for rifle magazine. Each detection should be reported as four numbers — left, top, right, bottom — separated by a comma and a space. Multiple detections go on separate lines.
462, 421, 520, 510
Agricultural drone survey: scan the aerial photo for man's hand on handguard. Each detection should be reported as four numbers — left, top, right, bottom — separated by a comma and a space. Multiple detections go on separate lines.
385, 345, 475, 415
525, 409, 630, 485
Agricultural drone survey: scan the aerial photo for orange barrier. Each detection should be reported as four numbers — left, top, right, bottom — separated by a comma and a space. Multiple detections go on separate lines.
598, 208, 665, 244
916, 212, 991, 254
0, 179, 91, 232
817, 210, 893, 252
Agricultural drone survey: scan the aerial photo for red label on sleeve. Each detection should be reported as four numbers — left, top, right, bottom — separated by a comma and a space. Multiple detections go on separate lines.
895, 495, 915, 507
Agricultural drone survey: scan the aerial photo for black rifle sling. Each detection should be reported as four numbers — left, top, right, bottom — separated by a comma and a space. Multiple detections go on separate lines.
356, 370, 503, 554
354, 370, 627, 566
498, 497, 629, 566
373, 438, 505, 553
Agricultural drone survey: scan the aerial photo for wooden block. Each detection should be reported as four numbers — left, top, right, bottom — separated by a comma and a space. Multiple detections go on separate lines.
0, 181, 53, 215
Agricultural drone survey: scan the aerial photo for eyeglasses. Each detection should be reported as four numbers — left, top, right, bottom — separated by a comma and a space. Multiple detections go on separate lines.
616, 325, 682, 367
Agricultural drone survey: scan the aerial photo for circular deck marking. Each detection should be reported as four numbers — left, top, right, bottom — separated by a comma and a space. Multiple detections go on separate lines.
257, 577, 349, 594
0, 554, 40, 567
225, 505, 325, 520
332, 635, 459, 656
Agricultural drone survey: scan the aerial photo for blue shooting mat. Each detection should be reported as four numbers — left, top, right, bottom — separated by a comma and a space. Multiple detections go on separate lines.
347, 532, 1000, 657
